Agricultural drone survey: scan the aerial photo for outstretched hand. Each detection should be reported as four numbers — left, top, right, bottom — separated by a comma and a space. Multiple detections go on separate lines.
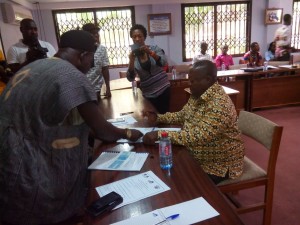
128, 129, 143, 142
143, 131, 158, 145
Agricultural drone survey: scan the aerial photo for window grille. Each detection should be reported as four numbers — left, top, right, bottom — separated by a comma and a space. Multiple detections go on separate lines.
292, 1, 300, 50
182, 2, 250, 61
53, 7, 135, 67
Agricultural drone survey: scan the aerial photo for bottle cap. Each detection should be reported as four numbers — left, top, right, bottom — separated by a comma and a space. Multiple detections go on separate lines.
161, 131, 168, 138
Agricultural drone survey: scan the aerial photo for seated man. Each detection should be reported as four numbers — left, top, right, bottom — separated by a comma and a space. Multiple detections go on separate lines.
143, 60, 245, 184
0, 30, 143, 225
243, 42, 263, 67
215, 45, 234, 70
192, 42, 213, 63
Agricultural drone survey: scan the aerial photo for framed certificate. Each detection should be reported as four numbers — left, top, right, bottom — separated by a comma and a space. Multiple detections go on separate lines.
147, 13, 172, 36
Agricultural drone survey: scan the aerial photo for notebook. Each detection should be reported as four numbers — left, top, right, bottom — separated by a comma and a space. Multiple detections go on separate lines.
88, 151, 148, 171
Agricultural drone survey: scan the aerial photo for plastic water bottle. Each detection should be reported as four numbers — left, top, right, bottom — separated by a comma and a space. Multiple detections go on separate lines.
159, 131, 173, 170
221, 62, 226, 71
263, 61, 268, 71
132, 80, 137, 94
172, 68, 177, 79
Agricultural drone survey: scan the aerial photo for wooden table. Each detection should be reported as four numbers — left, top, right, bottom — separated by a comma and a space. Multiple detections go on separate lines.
84, 89, 244, 225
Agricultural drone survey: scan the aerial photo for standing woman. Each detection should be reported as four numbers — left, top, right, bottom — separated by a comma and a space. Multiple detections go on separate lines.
127, 24, 170, 114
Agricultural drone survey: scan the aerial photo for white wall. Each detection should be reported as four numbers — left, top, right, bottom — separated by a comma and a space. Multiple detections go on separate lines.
0, 0, 294, 79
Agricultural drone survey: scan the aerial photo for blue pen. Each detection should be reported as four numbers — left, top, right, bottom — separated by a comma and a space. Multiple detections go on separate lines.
154, 214, 180, 225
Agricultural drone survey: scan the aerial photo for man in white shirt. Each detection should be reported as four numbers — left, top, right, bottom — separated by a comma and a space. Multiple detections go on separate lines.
6, 18, 56, 73
192, 42, 213, 64
274, 14, 292, 60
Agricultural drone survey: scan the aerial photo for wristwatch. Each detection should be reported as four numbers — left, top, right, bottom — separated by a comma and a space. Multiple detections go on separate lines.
125, 128, 132, 139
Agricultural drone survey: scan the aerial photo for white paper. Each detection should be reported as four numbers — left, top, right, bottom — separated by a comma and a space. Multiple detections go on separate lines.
96, 171, 170, 209
108, 115, 137, 126
111, 197, 219, 225
88, 151, 148, 171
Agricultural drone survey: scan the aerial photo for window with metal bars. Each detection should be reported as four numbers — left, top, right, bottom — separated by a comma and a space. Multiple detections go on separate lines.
181, 2, 251, 62
52, 7, 135, 67
292, 1, 300, 50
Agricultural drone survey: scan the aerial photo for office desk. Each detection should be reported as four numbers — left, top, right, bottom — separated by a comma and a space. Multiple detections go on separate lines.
86, 89, 244, 225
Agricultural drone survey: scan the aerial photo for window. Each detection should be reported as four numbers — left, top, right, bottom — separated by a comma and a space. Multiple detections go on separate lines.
292, 0, 300, 50
53, 7, 135, 67
182, 2, 250, 61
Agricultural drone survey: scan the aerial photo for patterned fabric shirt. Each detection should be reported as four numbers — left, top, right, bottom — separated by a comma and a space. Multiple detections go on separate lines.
86, 44, 109, 92
192, 53, 213, 64
243, 51, 263, 65
157, 83, 245, 178
215, 54, 234, 70
0, 58, 97, 224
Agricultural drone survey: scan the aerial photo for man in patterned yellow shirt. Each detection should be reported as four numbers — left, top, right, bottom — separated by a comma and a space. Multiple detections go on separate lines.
143, 60, 245, 184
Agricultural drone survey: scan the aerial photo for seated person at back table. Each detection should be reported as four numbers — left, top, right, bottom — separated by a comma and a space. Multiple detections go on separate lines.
192, 42, 213, 63
243, 42, 263, 67
143, 60, 245, 184
265, 41, 276, 61
215, 45, 234, 70
0, 30, 143, 225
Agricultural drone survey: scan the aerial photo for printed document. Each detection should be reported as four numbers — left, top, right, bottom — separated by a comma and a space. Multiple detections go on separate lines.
96, 171, 170, 209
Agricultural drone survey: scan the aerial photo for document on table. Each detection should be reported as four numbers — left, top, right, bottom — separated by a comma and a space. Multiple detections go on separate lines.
88, 151, 148, 171
117, 127, 181, 143
111, 197, 219, 225
108, 115, 137, 126
96, 171, 170, 209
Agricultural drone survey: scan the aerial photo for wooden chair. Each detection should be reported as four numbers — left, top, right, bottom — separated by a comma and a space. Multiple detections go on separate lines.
291, 54, 300, 64
173, 64, 191, 74
119, 71, 127, 78
218, 110, 283, 225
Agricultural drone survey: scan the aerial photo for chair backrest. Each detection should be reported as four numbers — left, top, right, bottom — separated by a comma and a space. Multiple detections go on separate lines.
239, 59, 245, 64
291, 54, 300, 64
267, 61, 290, 67
174, 64, 191, 74
119, 71, 127, 78
238, 110, 283, 174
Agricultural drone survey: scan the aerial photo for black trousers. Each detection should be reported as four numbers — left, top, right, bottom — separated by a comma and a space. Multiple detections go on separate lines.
146, 87, 170, 114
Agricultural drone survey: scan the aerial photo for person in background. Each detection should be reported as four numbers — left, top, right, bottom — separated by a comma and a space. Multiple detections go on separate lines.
6, 18, 56, 73
143, 60, 245, 184
274, 14, 293, 61
265, 41, 276, 61
192, 42, 213, 63
0, 30, 143, 225
243, 42, 263, 67
214, 45, 234, 70
82, 23, 111, 99
127, 24, 170, 114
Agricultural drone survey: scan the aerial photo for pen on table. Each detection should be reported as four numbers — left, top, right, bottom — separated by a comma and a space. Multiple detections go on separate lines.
120, 112, 134, 116
154, 214, 180, 225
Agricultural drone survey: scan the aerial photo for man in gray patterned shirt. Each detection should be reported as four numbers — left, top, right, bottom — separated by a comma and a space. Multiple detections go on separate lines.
82, 23, 111, 99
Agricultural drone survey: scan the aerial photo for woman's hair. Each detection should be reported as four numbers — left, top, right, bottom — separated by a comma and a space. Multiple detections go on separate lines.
268, 42, 275, 51
130, 24, 147, 39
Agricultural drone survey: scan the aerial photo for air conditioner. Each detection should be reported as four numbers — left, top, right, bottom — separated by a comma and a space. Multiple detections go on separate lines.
1, 2, 32, 25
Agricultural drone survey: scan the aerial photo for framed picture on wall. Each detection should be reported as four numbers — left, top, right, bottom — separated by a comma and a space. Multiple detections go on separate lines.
147, 13, 172, 36
265, 8, 283, 25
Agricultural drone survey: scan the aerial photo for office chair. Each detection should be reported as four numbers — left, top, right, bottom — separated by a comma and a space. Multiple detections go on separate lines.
218, 110, 283, 225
